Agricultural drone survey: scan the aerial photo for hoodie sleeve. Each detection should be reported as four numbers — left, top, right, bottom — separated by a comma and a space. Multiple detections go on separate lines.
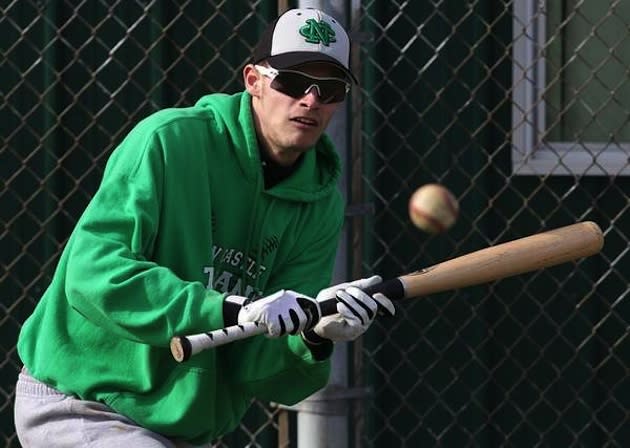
63, 121, 225, 346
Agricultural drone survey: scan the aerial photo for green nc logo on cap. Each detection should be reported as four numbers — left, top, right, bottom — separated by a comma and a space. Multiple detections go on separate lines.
299, 19, 337, 46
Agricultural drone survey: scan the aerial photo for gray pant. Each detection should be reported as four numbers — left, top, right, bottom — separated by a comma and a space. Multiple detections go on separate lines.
14, 368, 207, 448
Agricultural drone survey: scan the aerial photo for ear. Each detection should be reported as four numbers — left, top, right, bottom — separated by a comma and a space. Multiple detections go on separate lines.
243, 64, 262, 98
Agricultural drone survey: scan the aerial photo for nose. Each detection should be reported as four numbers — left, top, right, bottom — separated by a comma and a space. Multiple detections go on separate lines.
300, 85, 322, 107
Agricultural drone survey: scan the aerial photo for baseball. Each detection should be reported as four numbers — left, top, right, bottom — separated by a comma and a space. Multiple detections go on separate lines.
408, 183, 459, 234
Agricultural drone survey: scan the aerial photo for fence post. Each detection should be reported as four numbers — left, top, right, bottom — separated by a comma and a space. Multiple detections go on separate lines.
292, 1, 354, 447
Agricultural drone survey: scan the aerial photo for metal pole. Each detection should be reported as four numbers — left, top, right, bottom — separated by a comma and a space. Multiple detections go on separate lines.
294, 1, 352, 447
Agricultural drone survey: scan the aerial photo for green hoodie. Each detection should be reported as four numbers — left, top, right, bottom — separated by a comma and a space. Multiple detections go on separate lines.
17, 91, 344, 443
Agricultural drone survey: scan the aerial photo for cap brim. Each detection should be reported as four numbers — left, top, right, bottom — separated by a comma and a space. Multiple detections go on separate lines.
267, 52, 358, 84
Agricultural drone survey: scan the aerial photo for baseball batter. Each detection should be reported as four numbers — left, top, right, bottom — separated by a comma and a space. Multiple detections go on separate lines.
14, 8, 394, 447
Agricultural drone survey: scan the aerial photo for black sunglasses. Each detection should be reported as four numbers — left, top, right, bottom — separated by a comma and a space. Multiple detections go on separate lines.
255, 65, 350, 104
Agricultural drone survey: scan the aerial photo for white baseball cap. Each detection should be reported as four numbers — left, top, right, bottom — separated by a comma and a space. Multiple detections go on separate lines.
252, 8, 357, 84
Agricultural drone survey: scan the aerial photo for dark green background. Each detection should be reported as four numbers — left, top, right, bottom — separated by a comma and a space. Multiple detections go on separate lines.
2, 1, 628, 447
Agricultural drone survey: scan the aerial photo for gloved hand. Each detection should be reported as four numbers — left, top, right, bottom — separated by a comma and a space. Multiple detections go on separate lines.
303, 275, 395, 343
232, 290, 320, 337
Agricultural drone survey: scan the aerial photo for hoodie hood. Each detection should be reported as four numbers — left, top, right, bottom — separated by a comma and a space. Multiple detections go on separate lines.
194, 92, 341, 202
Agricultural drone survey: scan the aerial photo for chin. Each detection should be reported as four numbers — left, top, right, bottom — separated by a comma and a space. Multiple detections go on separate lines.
292, 133, 321, 149
279, 126, 323, 151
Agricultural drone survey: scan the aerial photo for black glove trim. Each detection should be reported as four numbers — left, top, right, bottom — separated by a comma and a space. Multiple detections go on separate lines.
336, 289, 375, 324
223, 295, 248, 327
302, 329, 329, 345
296, 296, 321, 331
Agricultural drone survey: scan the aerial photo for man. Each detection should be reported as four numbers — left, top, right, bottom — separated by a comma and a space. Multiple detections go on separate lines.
14, 8, 393, 447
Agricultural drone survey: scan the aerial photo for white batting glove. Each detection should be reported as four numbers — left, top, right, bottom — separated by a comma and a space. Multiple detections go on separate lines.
304, 276, 395, 343
236, 290, 320, 337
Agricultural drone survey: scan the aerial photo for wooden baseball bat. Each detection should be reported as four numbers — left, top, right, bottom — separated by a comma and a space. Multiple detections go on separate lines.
170, 221, 603, 362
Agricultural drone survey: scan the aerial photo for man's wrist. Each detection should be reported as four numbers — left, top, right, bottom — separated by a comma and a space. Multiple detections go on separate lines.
301, 330, 334, 360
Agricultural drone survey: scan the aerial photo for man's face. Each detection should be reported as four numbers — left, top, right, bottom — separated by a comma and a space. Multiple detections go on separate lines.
246, 62, 348, 165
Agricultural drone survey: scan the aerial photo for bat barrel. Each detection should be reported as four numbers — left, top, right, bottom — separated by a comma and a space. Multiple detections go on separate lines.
400, 221, 604, 298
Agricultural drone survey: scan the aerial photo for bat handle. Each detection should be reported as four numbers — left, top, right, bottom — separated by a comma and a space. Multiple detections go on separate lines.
170, 277, 405, 362
318, 277, 406, 315
170, 322, 266, 362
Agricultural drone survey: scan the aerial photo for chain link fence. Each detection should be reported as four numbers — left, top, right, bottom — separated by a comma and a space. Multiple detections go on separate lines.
2, 1, 628, 447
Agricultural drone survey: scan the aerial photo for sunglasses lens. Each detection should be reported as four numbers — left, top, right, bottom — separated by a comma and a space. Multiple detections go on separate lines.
270, 72, 348, 104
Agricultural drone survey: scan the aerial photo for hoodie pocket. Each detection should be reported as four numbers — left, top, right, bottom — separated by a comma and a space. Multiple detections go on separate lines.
106, 363, 249, 443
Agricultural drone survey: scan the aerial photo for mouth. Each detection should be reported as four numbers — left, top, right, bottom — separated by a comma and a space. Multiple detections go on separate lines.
290, 116, 319, 128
